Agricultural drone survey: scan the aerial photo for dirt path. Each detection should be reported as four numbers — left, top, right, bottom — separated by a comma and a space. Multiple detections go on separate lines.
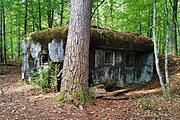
0, 57, 180, 120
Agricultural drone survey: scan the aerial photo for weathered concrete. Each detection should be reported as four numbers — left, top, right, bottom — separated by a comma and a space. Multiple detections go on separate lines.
21, 28, 154, 88
48, 39, 64, 62
92, 50, 154, 87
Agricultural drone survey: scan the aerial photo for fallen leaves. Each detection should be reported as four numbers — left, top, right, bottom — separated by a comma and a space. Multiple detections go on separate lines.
0, 57, 180, 120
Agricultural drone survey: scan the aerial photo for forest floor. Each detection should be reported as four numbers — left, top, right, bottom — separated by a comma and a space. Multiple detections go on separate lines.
0, 55, 180, 120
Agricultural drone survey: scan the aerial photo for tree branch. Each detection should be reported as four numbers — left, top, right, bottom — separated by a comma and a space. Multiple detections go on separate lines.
91, 0, 106, 20
168, 0, 179, 35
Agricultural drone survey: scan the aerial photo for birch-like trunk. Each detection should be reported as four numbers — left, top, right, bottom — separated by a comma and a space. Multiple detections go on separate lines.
153, 0, 166, 96
164, 0, 171, 97
60, 0, 92, 106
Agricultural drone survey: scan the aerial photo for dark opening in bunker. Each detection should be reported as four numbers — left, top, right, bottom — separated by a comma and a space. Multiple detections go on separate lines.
104, 51, 114, 65
125, 52, 135, 68
41, 54, 48, 65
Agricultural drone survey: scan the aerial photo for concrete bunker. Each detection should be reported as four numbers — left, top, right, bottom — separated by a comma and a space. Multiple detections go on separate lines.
22, 27, 154, 90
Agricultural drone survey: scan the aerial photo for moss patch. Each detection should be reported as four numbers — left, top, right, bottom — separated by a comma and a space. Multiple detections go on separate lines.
90, 28, 153, 51
58, 89, 91, 106
23, 27, 153, 51
24, 27, 68, 45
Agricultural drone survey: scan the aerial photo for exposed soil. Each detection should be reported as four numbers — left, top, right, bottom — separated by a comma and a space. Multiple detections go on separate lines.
0, 55, 180, 120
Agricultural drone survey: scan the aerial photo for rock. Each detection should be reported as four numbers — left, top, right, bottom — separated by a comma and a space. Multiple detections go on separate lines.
78, 105, 83, 110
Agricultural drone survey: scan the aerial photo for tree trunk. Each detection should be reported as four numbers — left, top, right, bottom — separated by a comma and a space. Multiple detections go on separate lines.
60, 0, 64, 26
103, 3, 107, 28
0, 1, 3, 63
110, 0, 113, 28
158, 29, 162, 53
60, 0, 92, 106
46, 0, 54, 28
172, 0, 177, 56
24, 0, 28, 35
2, 2, 6, 64
153, 0, 166, 96
159, 29, 164, 53
139, 12, 142, 35
16, 17, 21, 59
147, 7, 153, 38
91, 0, 105, 24
164, 0, 171, 98
96, 0, 100, 26
31, 0, 35, 31
10, 16, 13, 58
38, 0, 41, 30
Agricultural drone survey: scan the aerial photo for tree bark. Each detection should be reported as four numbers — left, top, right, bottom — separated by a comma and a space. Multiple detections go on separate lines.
38, 0, 41, 30
2, 2, 6, 64
147, 7, 153, 38
153, 0, 166, 96
92, 0, 105, 18
60, 0, 92, 106
60, 0, 64, 26
24, 0, 28, 35
10, 16, 13, 58
110, 0, 113, 28
16, 16, 21, 59
172, 0, 177, 56
139, 12, 142, 35
96, 0, 100, 26
0, 1, 3, 63
31, 0, 35, 31
164, 0, 171, 98
46, 0, 54, 28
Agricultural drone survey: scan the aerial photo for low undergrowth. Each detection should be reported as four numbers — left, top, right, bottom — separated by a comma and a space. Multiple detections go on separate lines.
30, 63, 59, 93
137, 96, 156, 110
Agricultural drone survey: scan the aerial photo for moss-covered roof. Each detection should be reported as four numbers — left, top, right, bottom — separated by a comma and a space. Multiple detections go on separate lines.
24, 27, 68, 45
23, 27, 153, 51
90, 28, 153, 51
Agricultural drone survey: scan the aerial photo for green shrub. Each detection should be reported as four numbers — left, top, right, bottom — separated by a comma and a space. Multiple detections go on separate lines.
30, 67, 48, 93
30, 63, 58, 93
137, 97, 155, 110
178, 79, 180, 83
48, 63, 58, 91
